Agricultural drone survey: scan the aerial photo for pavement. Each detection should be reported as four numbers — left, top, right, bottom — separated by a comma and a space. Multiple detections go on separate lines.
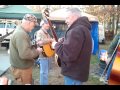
0, 47, 10, 76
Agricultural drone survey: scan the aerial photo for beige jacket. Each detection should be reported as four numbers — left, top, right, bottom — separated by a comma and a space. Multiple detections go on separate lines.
36, 29, 52, 58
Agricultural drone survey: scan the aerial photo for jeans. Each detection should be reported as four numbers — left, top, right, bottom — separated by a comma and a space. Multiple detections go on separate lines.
38, 58, 52, 85
64, 76, 83, 85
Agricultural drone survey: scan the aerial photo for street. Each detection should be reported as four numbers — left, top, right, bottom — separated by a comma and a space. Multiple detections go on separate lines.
0, 47, 10, 76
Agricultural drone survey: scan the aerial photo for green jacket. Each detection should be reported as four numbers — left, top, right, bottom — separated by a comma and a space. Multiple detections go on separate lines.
107, 32, 120, 57
10, 25, 39, 69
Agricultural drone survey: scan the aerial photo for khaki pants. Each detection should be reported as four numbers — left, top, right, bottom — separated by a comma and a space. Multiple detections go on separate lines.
10, 66, 32, 85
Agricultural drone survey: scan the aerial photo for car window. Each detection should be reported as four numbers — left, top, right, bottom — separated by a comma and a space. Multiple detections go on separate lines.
0, 22, 16, 29
7, 24, 11, 28
50, 22, 67, 38
6, 23, 16, 28
0, 23, 5, 28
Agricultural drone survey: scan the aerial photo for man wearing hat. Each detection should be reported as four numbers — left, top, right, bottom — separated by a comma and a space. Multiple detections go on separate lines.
36, 19, 54, 85
9, 14, 43, 85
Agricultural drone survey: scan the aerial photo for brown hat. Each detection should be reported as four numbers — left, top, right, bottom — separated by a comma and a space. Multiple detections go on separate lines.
23, 14, 39, 26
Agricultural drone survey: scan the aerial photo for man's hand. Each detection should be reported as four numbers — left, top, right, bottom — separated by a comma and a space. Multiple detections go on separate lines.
37, 41, 43, 46
50, 38, 56, 42
36, 47, 43, 54
58, 37, 64, 42
51, 41, 57, 49
105, 57, 111, 65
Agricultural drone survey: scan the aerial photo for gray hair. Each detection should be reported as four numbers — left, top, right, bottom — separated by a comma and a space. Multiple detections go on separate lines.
66, 8, 81, 17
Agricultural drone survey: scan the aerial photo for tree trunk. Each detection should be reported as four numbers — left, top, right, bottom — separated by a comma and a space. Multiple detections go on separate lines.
111, 5, 115, 35
107, 20, 111, 31
112, 14, 115, 34
115, 5, 120, 35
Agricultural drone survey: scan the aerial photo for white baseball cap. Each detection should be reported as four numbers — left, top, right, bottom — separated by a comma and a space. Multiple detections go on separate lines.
40, 19, 48, 26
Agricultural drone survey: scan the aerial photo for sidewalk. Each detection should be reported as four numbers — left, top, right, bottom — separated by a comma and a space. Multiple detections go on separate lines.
0, 47, 10, 76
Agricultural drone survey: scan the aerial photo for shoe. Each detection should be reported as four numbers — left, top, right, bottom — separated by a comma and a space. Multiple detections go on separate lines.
99, 77, 108, 85
103, 80, 108, 85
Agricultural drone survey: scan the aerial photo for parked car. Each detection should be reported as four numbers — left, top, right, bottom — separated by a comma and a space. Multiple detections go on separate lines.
0, 21, 16, 49
0, 21, 16, 40
99, 24, 105, 44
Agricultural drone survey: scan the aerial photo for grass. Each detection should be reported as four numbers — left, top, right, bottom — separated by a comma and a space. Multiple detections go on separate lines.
85, 41, 111, 85
32, 41, 112, 85
0, 40, 112, 85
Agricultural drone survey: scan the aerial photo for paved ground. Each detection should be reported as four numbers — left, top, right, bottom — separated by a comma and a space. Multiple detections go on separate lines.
0, 46, 64, 85
0, 47, 10, 76
0, 46, 105, 85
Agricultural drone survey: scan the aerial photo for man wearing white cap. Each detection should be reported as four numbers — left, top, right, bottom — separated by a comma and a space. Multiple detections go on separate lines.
36, 19, 54, 85
9, 14, 43, 85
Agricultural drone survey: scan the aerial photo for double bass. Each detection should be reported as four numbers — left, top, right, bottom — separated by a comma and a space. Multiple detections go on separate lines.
108, 42, 120, 85
100, 38, 120, 85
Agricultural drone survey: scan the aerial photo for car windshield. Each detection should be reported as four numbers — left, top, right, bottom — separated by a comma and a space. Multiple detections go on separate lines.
0, 23, 5, 28
0, 23, 16, 29
6, 23, 16, 28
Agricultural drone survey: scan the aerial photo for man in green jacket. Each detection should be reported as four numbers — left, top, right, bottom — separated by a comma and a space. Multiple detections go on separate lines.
107, 32, 120, 58
9, 14, 42, 85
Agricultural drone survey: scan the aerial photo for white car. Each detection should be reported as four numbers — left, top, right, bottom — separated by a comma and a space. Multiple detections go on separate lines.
0, 21, 16, 49
0, 21, 16, 41
98, 24, 105, 44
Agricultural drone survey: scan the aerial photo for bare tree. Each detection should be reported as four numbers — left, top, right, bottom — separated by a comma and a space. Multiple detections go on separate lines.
115, 5, 120, 35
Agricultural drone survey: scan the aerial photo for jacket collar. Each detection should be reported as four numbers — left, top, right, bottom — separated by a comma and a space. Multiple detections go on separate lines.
67, 16, 91, 31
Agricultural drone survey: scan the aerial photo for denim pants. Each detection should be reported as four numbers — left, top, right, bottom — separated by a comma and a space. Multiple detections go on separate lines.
64, 76, 83, 85
38, 58, 52, 85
